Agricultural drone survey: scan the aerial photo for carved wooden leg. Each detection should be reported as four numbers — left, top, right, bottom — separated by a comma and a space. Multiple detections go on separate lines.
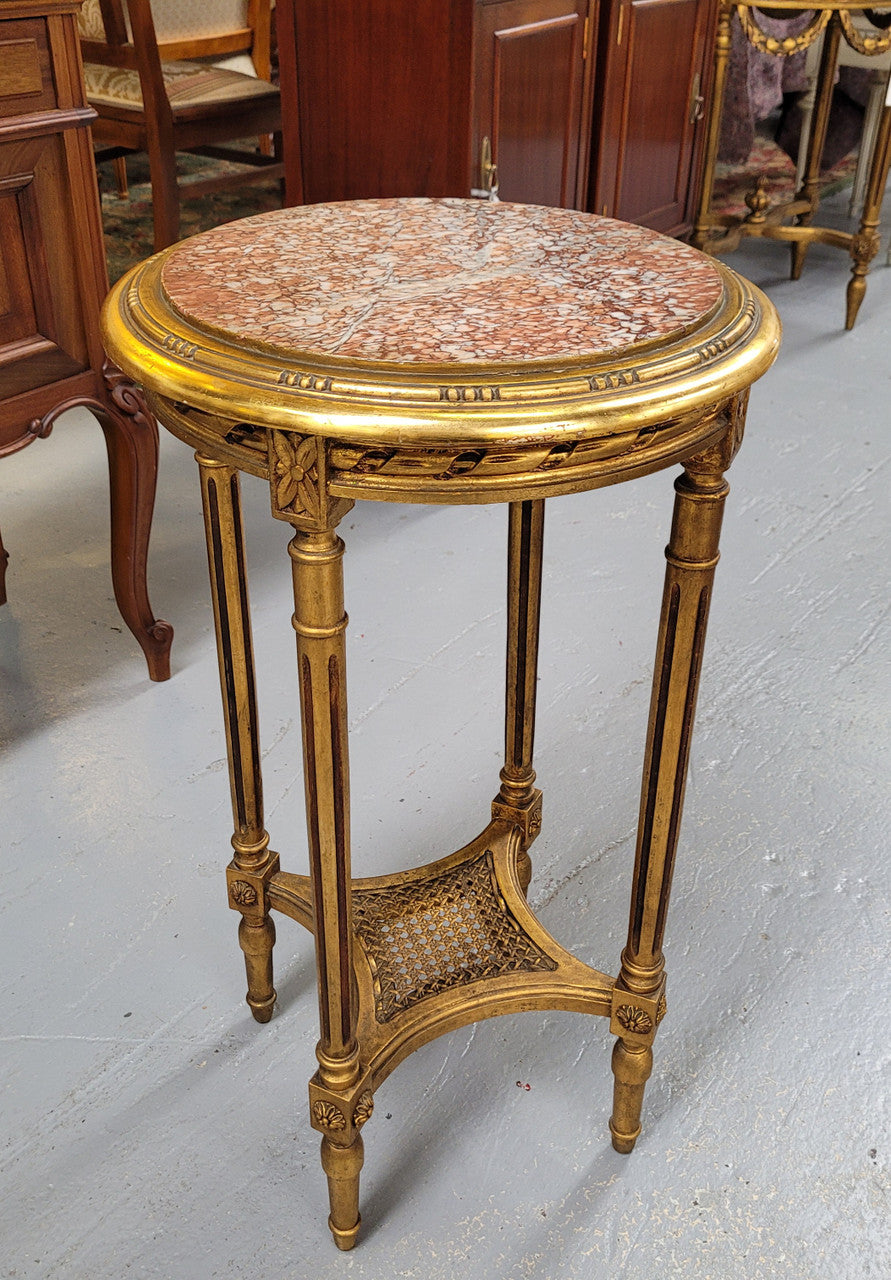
492, 499, 545, 892
27, 371, 173, 680
290, 526, 364, 1250
791, 15, 840, 281
610, 417, 740, 1153
197, 454, 277, 1022
846, 104, 891, 330
0, 522, 8, 607
94, 367, 173, 681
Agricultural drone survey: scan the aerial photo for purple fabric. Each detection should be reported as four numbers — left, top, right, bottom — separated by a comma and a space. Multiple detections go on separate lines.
718, 12, 811, 164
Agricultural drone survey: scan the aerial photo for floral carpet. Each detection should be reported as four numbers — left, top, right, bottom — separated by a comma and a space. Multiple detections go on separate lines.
97, 137, 858, 285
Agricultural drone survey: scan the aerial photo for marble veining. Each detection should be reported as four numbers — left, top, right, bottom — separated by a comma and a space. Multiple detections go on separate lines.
160, 199, 724, 366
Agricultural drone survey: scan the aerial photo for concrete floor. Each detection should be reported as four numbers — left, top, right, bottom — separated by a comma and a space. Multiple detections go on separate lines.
1, 204, 889, 1279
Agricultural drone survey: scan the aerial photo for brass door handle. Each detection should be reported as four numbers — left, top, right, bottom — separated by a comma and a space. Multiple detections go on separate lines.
481, 135, 499, 201
689, 71, 705, 124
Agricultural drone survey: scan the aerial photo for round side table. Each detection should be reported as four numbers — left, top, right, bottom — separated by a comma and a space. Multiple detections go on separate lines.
102, 199, 780, 1250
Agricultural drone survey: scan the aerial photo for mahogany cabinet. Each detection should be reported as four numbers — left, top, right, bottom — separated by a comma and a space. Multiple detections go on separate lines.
588, 0, 717, 235
276, 0, 596, 209
275, 0, 715, 234
0, 0, 171, 679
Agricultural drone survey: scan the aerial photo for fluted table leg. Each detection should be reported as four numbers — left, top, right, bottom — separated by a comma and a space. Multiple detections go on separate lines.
610, 415, 742, 1152
492, 499, 546, 892
197, 455, 277, 1023
290, 526, 365, 1251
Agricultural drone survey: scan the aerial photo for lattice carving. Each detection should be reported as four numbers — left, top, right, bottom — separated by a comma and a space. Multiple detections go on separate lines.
352, 852, 557, 1023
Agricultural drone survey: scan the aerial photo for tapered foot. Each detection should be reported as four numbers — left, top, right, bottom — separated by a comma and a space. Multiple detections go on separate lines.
845, 274, 867, 331
321, 1134, 364, 1250
609, 1039, 653, 1154
238, 915, 277, 1023
790, 239, 808, 281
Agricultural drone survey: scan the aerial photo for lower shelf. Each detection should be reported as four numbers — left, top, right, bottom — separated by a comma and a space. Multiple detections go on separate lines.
268, 818, 615, 1089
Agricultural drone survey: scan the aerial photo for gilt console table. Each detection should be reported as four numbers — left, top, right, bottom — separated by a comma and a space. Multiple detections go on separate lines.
692, 1, 891, 329
102, 198, 780, 1248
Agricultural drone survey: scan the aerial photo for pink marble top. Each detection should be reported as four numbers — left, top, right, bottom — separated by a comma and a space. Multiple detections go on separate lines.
160, 199, 724, 367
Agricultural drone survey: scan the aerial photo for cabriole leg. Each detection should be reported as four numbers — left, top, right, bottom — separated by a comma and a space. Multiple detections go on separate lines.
610, 413, 742, 1153
290, 525, 365, 1250
492, 499, 545, 893
197, 455, 277, 1022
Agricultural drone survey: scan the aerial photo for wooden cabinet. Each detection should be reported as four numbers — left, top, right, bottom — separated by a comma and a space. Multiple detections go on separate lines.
0, 0, 171, 679
275, 0, 715, 235
276, 0, 595, 209
589, 0, 716, 235
471, 0, 594, 208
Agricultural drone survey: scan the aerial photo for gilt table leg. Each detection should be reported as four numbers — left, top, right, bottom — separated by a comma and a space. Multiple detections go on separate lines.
846, 103, 891, 329
197, 455, 278, 1022
492, 500, 546, 892
290, 525, 365, 1251
610, 414, 742, 1153
691, 1, 733, 252
791, 14, 841, 281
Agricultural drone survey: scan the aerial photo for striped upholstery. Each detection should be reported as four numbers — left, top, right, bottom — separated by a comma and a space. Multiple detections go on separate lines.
82, 60, 275, 110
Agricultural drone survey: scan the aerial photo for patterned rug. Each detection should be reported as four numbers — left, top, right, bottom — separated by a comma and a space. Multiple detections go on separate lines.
99, 151, 282, 283
98, 138, 858, 284
712, 132, 857, 219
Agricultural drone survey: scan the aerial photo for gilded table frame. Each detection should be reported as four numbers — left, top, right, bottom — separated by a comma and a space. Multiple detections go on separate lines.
103, 214, 780, 1249
692, 1, 891, 327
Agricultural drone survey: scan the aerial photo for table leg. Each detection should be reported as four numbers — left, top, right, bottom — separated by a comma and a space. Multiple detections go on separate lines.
610, 435, 734, 1153
791, 14, 841, 281
492, 499, 545, 892
197, 455, 277, 1023
846, 103, 891, 329
289, 526, 364, 1251
691, 2, 733, 252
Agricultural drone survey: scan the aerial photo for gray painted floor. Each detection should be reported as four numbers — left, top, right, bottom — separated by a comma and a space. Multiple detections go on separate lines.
2, 202, 889, 1279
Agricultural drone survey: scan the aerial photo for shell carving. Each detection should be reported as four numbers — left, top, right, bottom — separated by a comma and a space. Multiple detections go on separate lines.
616, 1004, 654, 1035
354, 1092, 374, 1129
312, 1100, 346, 1131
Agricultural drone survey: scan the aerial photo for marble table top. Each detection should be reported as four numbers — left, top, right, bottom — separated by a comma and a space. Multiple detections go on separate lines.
160, 198, 725, 368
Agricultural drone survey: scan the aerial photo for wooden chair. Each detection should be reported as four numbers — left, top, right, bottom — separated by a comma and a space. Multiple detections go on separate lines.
78, 0, 284, 250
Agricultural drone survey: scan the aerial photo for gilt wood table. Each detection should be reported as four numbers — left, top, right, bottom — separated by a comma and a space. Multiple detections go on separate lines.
102, 198, 780, 1249
692, 2, 891, 329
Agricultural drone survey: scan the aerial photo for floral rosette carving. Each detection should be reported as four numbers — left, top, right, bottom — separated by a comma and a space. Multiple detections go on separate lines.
312, 1100, 347, 1131
229, 880, 257, 907
271, 433, 321, 520
616, 1004, 654, 1035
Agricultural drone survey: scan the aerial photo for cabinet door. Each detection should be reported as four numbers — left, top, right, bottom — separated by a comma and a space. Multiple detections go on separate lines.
591, 0, 714, 235
472, 0, 595, 208
280, 0, 474, 205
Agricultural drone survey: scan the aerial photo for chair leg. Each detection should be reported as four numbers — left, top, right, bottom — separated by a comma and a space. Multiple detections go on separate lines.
147, 142, 181, 251
113, 154, 129, 199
